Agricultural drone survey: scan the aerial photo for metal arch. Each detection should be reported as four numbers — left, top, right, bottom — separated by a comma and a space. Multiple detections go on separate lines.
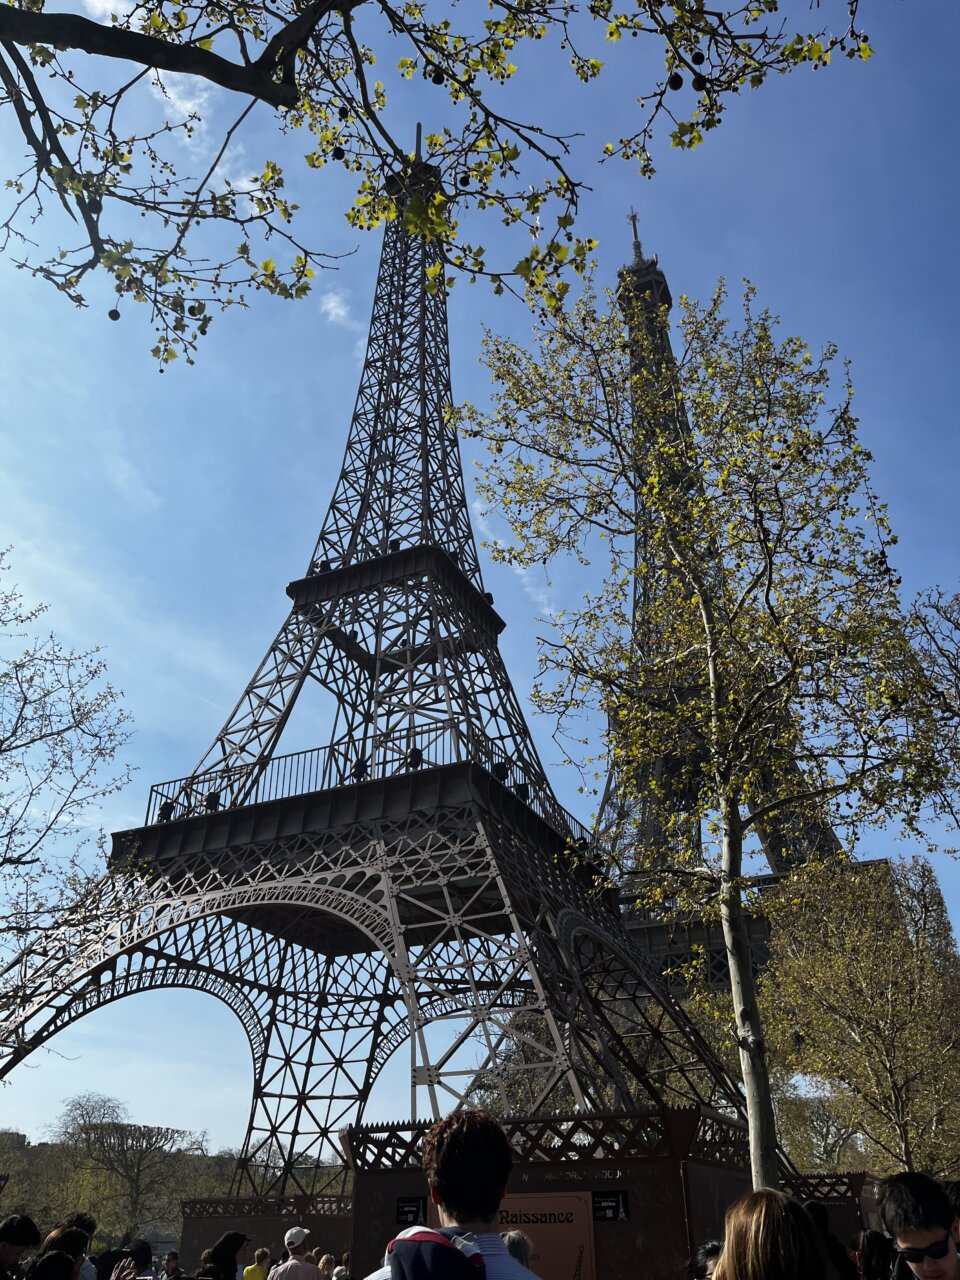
550, 906, 744, 1109
1, 957, 269, 1082
1, 877, 398, 1061
2, 866, 401, 1038
368, 992, 508, 1081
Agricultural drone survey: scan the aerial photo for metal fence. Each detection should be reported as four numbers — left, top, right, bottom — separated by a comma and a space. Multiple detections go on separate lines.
145, 719, 590, 846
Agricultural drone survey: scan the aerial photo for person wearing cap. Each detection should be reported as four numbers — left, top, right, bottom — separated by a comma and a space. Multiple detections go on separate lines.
0, 1217, 42, 1280
270, 1231, 314, 1280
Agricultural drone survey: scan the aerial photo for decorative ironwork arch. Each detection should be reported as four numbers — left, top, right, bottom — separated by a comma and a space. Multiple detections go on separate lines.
5, 960, 267, 1078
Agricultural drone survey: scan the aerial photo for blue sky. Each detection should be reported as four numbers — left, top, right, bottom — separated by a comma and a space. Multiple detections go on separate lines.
2, 0, 959, 1152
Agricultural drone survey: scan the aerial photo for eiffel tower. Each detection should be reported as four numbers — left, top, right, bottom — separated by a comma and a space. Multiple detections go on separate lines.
594, 213, 688, 873
597, 216, 841, 880
0, 157, 746, 1198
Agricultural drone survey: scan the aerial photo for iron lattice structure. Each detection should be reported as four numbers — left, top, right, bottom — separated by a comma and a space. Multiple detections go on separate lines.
0, 164, 747, 1197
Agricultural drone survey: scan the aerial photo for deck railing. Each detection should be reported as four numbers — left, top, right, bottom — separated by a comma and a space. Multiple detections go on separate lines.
145, 719, 591, 846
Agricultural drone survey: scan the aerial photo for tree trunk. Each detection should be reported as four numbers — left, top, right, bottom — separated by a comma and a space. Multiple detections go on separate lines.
720, 798, 781, 1189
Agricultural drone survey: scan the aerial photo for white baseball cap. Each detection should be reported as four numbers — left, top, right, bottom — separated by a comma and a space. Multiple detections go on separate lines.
284, 1228, 310, 1249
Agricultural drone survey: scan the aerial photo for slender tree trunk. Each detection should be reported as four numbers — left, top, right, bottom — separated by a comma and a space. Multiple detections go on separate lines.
720, 797, 781, 1189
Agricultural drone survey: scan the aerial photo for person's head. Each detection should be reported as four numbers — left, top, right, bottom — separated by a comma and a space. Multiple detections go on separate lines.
253, 1252, 269, 1270
200, 1253, 213, 1264
713, 1188, 836, 1280
125, 1243, 152, 1275
804, 1203, 831, 1237
317, 1256, 335, 1278
691, 1240, 723, 1280
209, 1234, 249, 1278
30, 1253, 80, 1280
879, 1173, 959, 1280
0, 1216, 42, 1269
500, 1233, 531, 1269
944, 1186, 960, 1226
42, 1233, 89, 1264
421, 1109, 513, 1226
283, 1230, 309, 1260
162, 1253, 178, 1275
58, 1218, 96, 1242
856, 1229, 896, 1280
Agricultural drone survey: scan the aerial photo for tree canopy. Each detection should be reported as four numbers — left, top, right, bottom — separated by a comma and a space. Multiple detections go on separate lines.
54, 1092, 206, 1243
0, 1093, 236, 1245
762, 857, 960, 1177
458, 274, 946, 1185
0, 0, 876, 359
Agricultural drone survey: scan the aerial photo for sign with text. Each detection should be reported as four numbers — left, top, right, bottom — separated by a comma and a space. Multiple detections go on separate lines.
592, 1190, 629, 1222
427, 1190, 596, 1280
396, 1196, 427, 1226
496, 1192, 596, 1280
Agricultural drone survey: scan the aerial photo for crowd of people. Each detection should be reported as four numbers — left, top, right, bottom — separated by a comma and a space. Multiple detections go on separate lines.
691, 1170, 960, 1280
0, 1218, 355, 1280
2, 1112, 960, 1280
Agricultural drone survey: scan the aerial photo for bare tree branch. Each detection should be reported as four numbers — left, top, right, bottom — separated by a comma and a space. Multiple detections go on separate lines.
0, 9, 297, 105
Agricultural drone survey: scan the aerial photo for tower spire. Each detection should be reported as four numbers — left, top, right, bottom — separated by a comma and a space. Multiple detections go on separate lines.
627, 205, 642, 262
596, 219, 686, 871
309, 158, 479, 584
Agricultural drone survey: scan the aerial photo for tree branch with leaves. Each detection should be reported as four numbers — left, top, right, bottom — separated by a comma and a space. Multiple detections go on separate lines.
0, 550, 132, 983
0, 0, 877, 360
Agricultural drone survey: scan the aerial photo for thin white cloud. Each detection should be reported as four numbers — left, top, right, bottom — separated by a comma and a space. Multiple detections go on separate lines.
318, 290, 363, 331
470, 500, 557, 617
150, 71, 213, 151
319, 292, 350, 324
213, 143, 259, 194
0, 505, 249, 742
512, 564, 557, 617
101, 434, 163, 511
151, 70, 212, 119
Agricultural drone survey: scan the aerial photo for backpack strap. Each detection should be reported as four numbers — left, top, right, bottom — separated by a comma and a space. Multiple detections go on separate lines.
387, 1229, 484, 1273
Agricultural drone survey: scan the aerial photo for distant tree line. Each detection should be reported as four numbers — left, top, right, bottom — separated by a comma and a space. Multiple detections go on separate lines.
0, 1094, 237, 1247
